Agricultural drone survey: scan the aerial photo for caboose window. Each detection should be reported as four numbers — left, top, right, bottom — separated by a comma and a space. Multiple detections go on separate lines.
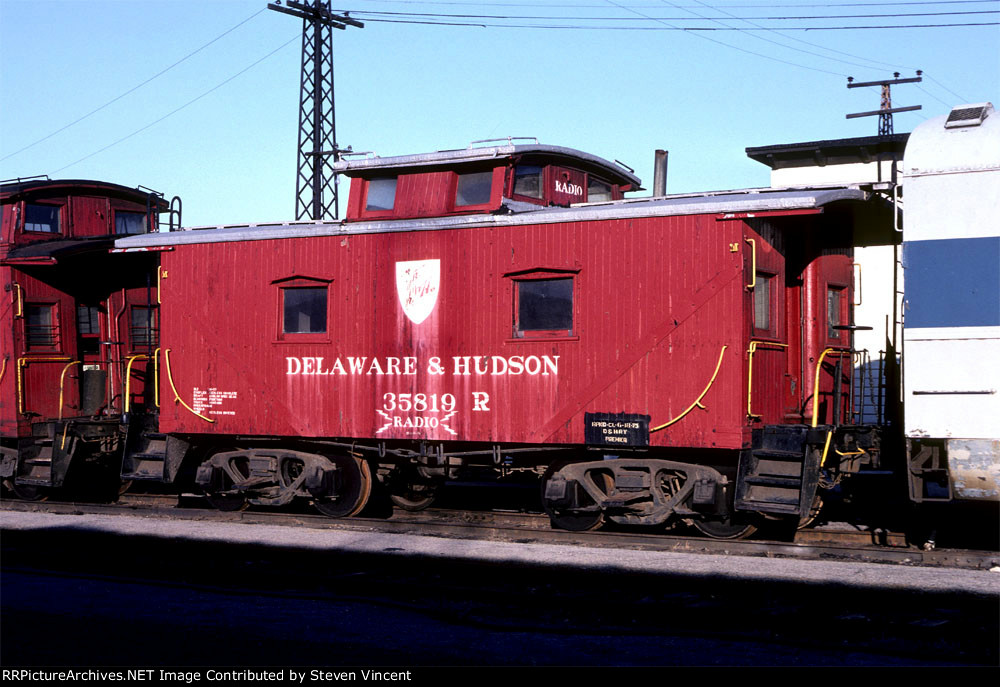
754, 274, 771, 331
24, 204, 60, 233
455, 171, 493, 207
283, 287, 327, 334
513, 165, 543, 199
77, 305, 101, 335
515, 278, 573, 337
588, 178, 612, 202
130, 306, 159, 349
25, 304, 59, 350
828, 287, 845, 339
115, 211, 147, 235
365, 178, 397, 212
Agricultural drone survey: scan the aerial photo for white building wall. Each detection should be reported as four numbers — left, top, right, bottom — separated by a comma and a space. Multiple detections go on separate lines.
770, 160, 897, 188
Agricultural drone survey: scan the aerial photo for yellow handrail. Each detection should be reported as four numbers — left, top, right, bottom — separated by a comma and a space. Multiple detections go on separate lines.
57, 360, 82, 421
819, 430, 833, 467
124, 355, 149, 413
153, 347, 161, 408
163, 348, 214, 424
0, 357, 7, 387
17, 357, 72, 414
744, 238, 756, 289
12, 283, 23, 317
61, 422, 72, 451
810, 347, 852, 428
651, 345, 728, 432
747, 340, 789, 420
157, 266, 166, 304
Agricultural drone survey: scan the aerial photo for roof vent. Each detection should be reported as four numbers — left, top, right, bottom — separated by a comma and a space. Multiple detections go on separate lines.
944, 102, 993, 129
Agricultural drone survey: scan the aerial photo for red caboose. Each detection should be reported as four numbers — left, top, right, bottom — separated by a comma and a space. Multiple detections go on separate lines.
116, 142, 887, 534
1, 178, 177, 497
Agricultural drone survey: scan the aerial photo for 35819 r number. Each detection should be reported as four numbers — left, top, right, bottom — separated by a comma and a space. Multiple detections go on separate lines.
382, 393, 456, 413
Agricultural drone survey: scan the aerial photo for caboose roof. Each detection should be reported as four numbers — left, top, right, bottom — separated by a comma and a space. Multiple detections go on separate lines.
0, 178, 169, 208
333, 142, 642, 188
115, 185, 879, 251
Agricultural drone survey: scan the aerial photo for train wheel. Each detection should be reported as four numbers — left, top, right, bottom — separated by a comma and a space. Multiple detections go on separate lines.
388, 468, 439, 512
3, 479, 49, 502
692, 515, 758, 540
314, 456, 372, 518
204, 454, 250, 512
389, 483, 438, 512
541, 463, 610, 532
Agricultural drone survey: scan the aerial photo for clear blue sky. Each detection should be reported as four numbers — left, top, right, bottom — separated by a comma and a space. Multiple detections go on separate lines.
1, 0, 997, 226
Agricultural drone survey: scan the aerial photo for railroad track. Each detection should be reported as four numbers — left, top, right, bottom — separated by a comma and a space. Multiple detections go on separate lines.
1, 493, 996, 571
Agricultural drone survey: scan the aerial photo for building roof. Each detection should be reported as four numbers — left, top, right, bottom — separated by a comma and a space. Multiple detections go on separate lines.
746, 134, 909, 170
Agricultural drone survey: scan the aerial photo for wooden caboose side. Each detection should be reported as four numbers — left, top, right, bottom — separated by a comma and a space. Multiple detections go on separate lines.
115, 142, 889, 534
0, 178, 175, 497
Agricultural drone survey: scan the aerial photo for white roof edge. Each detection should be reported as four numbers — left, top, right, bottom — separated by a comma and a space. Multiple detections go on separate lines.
114, 186, 871, 251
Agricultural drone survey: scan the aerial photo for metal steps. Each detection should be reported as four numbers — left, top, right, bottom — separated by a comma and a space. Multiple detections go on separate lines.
121, 428, 167, 481
735, 427, 821, 517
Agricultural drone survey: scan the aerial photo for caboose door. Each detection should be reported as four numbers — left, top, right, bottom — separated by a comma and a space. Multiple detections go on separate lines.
802, 251, 855, 426
743, 222, 789, 425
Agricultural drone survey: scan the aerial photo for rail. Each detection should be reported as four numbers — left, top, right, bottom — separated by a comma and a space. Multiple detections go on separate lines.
651, 345, 727, 432
810, 348, 853, 428
12, 283, 23, 317
124, 355, 149, 413
57, 360, 82, 421
744, 238, 756, 289
153, 347, 161, 408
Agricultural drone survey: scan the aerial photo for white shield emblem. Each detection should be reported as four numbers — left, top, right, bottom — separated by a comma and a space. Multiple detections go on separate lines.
396, 259, 440, 324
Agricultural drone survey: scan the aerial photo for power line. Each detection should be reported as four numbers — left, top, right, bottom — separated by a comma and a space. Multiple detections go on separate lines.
603, 0, 846, 76
345, 8, 1000, 19
1, 8, 267, 163
52, 34, 301, 175
355, 16, 1000, 29
924, 73, 970, 102
338, 1, 999, 6
656, 0, 881, 73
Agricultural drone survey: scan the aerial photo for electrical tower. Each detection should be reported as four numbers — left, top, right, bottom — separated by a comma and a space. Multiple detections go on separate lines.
267, 1, 362, 220
846, 72, 922, 136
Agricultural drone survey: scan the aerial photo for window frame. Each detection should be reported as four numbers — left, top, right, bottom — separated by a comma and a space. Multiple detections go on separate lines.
128, 305, 159, 353
752, 271, 779, 339
361, 176, 399, 218
22, 202, 62, 234
76, 304, 103, 358
273, 276, 333, 343
509, 164, 547, 205
506, 269, 580, 342
826, 284, 849, 343
24, 302, 61, 352
452, 168, 497, 212
586, 175, 613, 203
115, 209, 148, 235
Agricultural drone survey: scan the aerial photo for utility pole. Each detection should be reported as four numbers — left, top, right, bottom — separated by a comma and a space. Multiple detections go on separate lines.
267, 1, 362, 220
846, 71, 922, 136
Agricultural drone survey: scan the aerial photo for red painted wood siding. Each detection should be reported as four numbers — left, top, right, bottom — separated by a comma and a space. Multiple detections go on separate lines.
158, 213, 763, 450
